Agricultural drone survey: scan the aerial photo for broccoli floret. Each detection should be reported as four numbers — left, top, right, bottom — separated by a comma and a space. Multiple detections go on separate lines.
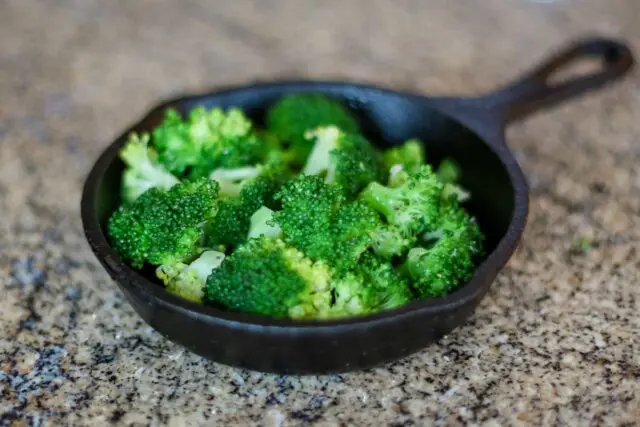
360, 164, 444, 238
151, 106, 263, 179
404, 199, 484, 297
273, 174, 343, 263
383, 138, 425, 176
156, 250, 226, 303
204, 154, 287, 250
274, 175, 412, 271
265, 93, 361, 165
205, 236, 334, 319
119, 132, 180, 204
247, 206, 282, 239
302, 126, 385, 199
107, 177, 219, 269
332, 253, 413, 316
436, 157, 471, 202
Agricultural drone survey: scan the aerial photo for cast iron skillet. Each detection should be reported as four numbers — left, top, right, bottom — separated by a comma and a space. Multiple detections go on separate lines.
81, 37, 634, 374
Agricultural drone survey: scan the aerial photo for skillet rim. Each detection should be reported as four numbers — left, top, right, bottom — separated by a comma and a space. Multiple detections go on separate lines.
80, 79, 529, 332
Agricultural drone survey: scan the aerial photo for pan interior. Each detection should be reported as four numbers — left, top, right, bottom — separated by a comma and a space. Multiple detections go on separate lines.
93, 83, 516, 286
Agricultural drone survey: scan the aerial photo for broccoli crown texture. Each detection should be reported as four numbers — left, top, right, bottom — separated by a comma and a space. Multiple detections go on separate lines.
332, 253, 413, 316
360, 164, 444, 238
205, 237, 333, 319
265, 93, 361, 165
151, 106, 262, 179
405, 199, 484, 297
302, 126, 386, 199
107, 177, 219, 269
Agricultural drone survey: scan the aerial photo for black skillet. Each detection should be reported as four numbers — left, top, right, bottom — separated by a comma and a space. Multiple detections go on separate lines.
81, 37, 634, 374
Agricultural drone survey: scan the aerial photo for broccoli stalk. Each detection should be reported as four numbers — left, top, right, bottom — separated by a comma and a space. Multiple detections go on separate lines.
247, 206, 282, 239
119, 132, 180, 204
156, 250, 226, 303
204, 152, 288, 250
302, 126, 386, 199
383, 138, 425, 176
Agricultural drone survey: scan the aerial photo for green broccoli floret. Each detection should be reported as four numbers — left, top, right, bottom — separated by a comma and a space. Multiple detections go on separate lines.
383, 138, 425, 175
204, 153, 287, 250
332, 253, 413, 316
205, 236, 334, 319
404, 199, 484, 297
436, 157, 470, 202
302, 126, 386, 199
119, 132, 180, 204
360, 164, 444, 238
265, 93, 361, 165
273, 174, 343, 263
274, 175, 412, 271
247, 206, 282, 240
156, 250, 226, 303
107, 177, 220, 269
151, 106, 263, 179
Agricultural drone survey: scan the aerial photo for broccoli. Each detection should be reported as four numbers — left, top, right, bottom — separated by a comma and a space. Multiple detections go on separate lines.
332, 253, 413, 315
204, 153, 287, 250
404, 199, 484, 297
205, 236, 334, 319
360, 164, 444, 238
436, 157, 470, 202
273, 174, 342, 263
156, 250, 225, 303
383, 138, 425, 176
119, 132, 180, 204
265, 93, 361, 165
107, 91, 487, 319
151, 106, 263, 179
247, 206, 282, 239
205, 236, 412, 319
302, 126, 386, 199
107, 177, 219, 269
274, 175, 412, 271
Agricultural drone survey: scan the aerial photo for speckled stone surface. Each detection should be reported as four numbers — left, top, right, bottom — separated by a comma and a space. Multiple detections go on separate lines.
1, 1, 639, 425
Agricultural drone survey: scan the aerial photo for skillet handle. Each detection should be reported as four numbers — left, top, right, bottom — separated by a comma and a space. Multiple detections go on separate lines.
476, 37, 634, 125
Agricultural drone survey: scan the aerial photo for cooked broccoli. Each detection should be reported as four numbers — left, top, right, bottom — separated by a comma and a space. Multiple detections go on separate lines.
107, 91, 486, 319
404, 199, 484, 297
247, 206, 282, 240
205, 236, 411, 319
274, 175, 412, 270
436, 157, 471, 202
360, 164, 444, 238
107, 177, 219, 269
151, 106, 262, 179
119, 132, 180, 204
156, 250, 225, 303
332, 253, 413, 315
302, 126, 386, 199
265, 93, 361, 165
383, 138, 425, 176
205, 236, 334, 319
204, 153, 287, 250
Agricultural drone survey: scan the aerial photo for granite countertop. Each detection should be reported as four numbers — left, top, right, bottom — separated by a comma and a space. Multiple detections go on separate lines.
1, 1, 639, 425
